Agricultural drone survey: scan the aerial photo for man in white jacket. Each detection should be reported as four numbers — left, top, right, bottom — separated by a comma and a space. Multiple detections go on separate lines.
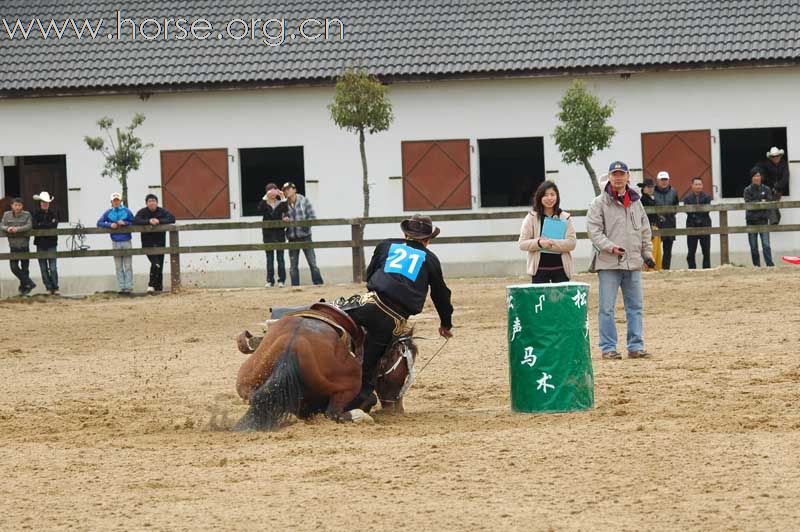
586, 161, 656, 360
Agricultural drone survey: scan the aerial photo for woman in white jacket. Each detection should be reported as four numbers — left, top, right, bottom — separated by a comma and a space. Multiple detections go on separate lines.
518, 180, 577, 283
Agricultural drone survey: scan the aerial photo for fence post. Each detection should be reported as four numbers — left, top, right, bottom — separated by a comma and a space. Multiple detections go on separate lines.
351, 223, 365, 283
719, 211, 729, 265
169, 229, 181, 292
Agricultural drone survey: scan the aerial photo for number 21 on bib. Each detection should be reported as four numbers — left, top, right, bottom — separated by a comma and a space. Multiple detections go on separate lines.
384, 243, 427, 281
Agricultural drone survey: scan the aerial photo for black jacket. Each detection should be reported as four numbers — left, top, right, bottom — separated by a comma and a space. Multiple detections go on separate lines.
759, 159, 790, 195
32, 208, 59, 248
653, 185, 679, 229
743, 184, 773, 225
682, 192, 712, 227
366, 238, 453, 329
640, 193, 659, 226
257, 199, 288, 243
133, 206, 176, 247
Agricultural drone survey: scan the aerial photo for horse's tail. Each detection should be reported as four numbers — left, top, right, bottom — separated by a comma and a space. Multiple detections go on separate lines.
233, 349, 303, 432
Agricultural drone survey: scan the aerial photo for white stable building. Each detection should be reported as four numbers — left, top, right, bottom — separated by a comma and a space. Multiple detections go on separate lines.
1, 1, 799, 295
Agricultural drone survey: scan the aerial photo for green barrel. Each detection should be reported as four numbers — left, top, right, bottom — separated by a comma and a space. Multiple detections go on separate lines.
507, 282, 594, 413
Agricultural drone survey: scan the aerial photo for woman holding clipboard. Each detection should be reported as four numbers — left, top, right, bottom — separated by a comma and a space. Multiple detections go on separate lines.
518, 180, 577, 283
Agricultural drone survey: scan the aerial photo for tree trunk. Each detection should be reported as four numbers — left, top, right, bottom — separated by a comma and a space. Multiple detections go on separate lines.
359, 128, 369, 218
121, 173, 129, 207
581, 157, 602, 196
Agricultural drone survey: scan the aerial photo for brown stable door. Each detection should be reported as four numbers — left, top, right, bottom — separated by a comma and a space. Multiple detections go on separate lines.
641, 130, 713, 198
402, 139, 472, 210
160, 148, 231, 219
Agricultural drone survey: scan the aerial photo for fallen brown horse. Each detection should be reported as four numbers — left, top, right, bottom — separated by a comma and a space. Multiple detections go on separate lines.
234, 308, 417, 431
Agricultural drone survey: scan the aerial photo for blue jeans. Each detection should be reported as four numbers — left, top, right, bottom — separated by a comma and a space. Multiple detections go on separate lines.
265, 249, 286, 284
288, 237, 324, 286
747, 232, 774, 267
598, 270, 644, 353
36, 245, 59, 291
112, 240, 133, 290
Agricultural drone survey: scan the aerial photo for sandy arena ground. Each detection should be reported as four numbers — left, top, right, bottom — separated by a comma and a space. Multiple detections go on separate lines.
1, 266, 799, 531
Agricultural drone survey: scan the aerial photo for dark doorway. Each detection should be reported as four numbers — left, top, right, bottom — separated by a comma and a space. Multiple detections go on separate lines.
5, 155, 69, 220
4, 162, 21, 197
720, 127, 787, 198
239, 146, 305, 217
478, 137, 544, 207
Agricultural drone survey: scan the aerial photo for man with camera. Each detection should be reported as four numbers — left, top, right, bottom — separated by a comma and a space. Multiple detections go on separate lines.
587, 161, 656, 360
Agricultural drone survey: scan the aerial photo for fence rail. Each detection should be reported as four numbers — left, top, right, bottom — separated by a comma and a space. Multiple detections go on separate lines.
1, 200, 797, 291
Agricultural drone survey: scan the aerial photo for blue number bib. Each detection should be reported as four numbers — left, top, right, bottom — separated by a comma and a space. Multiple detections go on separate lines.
383, 243, 427, 281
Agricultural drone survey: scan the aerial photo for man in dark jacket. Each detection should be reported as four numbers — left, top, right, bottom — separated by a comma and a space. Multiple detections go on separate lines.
682, 177, 712, 269
344, 214, 454, 408
257, 183, 289, 288
32, 191, 60, 294
637, 178, 661, 270
759, 146, 790, 224
743, 168, 774, 267
133, 194, 176, 292
653, 171, 679, 270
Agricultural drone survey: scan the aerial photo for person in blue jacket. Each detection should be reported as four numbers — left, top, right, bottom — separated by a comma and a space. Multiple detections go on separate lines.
97, 192, 135, 293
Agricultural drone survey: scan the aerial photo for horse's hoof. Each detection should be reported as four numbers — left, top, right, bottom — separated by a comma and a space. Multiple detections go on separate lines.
236, 331, 255, 354
347, 409, 374, 424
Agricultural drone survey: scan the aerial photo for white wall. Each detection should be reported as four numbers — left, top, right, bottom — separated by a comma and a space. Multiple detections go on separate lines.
1, 65, 798, 291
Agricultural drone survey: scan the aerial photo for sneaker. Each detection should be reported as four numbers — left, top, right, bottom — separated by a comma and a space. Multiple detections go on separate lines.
602, 351, 622, 360
628, 350, 652, 359
147, 286, 156, 293
277, 282, 285, 288
52, 290, 60, 296
265, 282, 274, 288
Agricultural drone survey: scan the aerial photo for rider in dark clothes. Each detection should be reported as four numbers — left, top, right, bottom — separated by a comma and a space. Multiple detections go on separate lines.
344, 214, 454, 407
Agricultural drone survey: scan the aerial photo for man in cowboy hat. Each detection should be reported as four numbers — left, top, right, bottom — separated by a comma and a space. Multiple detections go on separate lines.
759, 147, 790, 224
32, 191, 60, 294
343, 214, 454, 409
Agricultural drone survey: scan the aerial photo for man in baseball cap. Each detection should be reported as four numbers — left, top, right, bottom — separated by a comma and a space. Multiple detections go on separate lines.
653, 171, 678, 269
586, 160, 655, 360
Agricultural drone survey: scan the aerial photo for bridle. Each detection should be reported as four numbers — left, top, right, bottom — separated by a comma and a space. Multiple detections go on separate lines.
376, 334, 450, 403
377, 335, 416, 402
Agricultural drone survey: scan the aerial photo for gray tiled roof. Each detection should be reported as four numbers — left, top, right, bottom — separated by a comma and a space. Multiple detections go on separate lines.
2, 1, 800, 96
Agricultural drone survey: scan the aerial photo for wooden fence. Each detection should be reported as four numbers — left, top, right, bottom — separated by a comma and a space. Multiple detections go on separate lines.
1, 200, 798, 292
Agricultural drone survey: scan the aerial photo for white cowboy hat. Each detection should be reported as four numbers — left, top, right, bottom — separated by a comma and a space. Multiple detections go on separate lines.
767, 147, 785, 157
33, 191, 54, 202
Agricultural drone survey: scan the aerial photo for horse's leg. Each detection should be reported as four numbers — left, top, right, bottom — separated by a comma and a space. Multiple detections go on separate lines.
326, 391, 374, 424
236, 330, 263, 354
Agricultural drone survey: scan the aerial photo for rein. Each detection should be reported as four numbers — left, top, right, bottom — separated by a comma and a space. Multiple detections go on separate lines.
377, 335, 449, 401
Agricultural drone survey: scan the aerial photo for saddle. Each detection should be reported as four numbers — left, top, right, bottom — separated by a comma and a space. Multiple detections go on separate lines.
281, 302, 365, 361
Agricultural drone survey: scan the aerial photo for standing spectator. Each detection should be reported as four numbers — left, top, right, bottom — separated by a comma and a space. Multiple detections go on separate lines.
653, 171, 678, 270
0, 197, 36, 295
133, 194, 175, 293
32, 191, 60, 294
281, 182, 324, 286
587, 161, 656, 360
759, 146, 789, 224
743, 168, 775, 267
637, 178, 661, 270
518, 180, 577, 283
257, 183, 288, 288
682, 177, 712, 269
97, 192, 135, 293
